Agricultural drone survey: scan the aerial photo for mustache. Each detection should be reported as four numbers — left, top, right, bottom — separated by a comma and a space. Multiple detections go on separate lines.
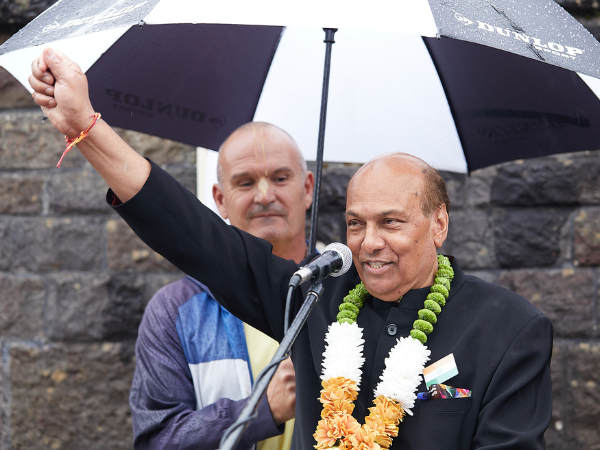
247, 204, 287, 219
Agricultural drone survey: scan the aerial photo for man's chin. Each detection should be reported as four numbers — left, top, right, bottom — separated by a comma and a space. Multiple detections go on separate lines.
249, 215, 283, 225
360, 277, 401, 302
248, 221, 285, 241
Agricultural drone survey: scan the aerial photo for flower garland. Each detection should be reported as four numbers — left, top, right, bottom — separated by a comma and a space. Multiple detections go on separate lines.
314, 255, 454, 450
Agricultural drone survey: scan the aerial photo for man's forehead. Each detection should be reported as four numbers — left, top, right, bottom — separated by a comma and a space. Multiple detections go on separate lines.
345, 205, 408, 217
350, 157, 425, 195
223, 146, 302, 176
347, 162, 425, 215
222, 129, 295, 159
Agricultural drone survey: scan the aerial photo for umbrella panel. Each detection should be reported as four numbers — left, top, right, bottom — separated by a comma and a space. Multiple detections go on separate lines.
86, 23, 284, 150
426, 37, 600, 171
428, 0, 600, 79
0, 0, 160, 54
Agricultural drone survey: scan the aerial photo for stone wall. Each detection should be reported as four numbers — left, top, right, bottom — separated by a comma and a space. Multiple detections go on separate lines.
0, 109, 196, 449
1, 1, 600, 449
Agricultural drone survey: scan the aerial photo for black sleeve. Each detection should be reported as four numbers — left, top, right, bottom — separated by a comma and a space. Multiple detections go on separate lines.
109, 160, 300, 341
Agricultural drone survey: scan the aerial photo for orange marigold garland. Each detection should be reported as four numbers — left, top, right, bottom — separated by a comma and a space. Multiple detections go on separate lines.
314, 255, 454, 449
315, 379, 406, 450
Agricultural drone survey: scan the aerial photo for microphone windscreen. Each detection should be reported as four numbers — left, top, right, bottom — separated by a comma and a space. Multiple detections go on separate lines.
323, 242, 353, 277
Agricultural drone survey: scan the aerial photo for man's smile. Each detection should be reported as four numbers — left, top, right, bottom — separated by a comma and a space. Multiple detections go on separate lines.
363, 260, 392, 273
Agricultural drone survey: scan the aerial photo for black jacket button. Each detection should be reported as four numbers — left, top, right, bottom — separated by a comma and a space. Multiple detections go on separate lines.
387, 324, 398, 336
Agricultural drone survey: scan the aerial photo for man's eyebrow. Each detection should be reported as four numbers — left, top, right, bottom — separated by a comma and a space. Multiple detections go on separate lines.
380, 209, 405, 216
270, 167, 294, 176
229, 171, 254, 182
344, 209, 406, 218
229, 166, 295, 183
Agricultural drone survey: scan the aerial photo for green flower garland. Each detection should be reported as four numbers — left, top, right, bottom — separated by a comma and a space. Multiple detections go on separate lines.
336, 254, 454, 344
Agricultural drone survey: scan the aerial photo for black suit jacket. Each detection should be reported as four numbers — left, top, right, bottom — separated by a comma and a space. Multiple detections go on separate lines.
113, 161, 553, 450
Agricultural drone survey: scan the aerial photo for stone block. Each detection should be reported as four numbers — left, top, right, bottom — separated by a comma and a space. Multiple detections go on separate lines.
316, 163, 359, 209
0, 172, 43, 214
0, 273, 45, 338
0, 66, 37, 109
0, 0, 58, 25
466, 166, 496, 208
497, 268, 594, 338
564, 341, 600, 449
490, 158, 580, 206
563, 150, 600, 205
573, 207, 600, 266
555, 0, 600, 12
313, 209, 347, 246
0, 109, 85, 169
440, 209, 496, 270
493, 208, 570, 267
106, 218, 179, 273
8, 217, 105, 272
440, 170, 467, 209
0, 219, 10, 270
46, 272, 147, 341
7, 341, 134, 450
115, 128, 196, 166
47, 166, 110, 214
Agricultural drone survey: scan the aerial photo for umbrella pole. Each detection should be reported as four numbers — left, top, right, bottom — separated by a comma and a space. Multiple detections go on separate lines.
309, 28, 338, 254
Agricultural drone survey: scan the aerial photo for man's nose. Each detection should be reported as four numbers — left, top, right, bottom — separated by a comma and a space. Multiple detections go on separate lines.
253, 178, 276, 204
362, 224, 385, 253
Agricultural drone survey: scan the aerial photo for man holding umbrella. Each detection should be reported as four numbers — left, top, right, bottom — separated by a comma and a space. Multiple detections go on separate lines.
30, 48, 553, 450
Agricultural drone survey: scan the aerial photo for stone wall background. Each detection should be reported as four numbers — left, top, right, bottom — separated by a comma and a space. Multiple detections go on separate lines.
1, 1, 600, 449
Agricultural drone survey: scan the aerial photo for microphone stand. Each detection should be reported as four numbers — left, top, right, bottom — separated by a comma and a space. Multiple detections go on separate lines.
219, 282, 325, 450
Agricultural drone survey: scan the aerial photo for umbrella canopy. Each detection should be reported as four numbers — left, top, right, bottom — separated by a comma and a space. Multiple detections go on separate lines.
1, 0, 600, 173
254, 27, 600, 173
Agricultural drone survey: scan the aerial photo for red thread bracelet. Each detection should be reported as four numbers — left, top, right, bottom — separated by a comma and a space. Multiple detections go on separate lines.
56, 112, 101, 168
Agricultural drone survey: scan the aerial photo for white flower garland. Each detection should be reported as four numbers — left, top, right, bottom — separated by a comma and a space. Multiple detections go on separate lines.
321, 322, 366, 384
321, 323, 430, 415
373, 336, 430, 415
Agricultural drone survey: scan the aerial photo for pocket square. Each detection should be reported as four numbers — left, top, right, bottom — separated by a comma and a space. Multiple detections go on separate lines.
418, 383, 472, 400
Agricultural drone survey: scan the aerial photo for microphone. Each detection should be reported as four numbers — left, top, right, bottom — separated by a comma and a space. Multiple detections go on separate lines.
290, 243, 353, 287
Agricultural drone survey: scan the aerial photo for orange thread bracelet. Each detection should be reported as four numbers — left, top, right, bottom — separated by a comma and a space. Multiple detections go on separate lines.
56, 112, 101, 168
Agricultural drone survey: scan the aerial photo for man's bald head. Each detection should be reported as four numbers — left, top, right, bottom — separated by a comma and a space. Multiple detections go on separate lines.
349, 153, 450, 217
217, 122, 307, 185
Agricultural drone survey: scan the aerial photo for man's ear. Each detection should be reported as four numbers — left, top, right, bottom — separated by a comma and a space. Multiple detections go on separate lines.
433, 204, 449, 249
304, 171, 315, 210
212, 183, 229, 220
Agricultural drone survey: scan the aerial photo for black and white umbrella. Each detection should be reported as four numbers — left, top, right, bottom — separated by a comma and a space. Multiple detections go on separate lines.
2, 0, 600, 248
2, 0, 600, 170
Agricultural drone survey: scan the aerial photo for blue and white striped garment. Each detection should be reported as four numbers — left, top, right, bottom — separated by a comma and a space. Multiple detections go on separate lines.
176, 277, 253, 409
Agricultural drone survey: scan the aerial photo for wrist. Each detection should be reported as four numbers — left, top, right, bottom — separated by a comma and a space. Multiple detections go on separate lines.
57, 112, 102, 168
66, 109, 97, 138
